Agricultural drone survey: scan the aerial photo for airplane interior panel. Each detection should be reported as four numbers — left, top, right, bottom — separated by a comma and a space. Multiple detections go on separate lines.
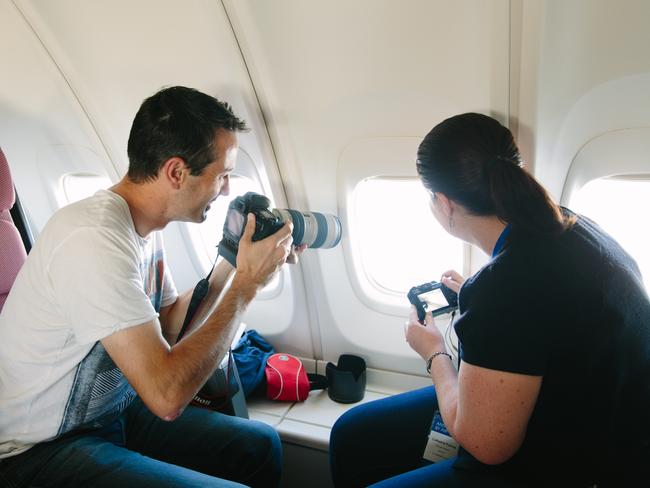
2, 1, 650, 486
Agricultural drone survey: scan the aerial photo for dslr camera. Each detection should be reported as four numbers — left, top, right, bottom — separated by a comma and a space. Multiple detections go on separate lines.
218, 192, 342, 267
407, 280, 458, 323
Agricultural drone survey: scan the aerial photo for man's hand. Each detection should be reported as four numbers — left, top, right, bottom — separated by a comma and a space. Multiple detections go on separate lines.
404, 305, 446, 360
235, 213, 293, 289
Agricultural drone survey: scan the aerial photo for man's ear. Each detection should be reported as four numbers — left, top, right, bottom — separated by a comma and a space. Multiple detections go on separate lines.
434, 192, 454, 218
161, 157, 187, 189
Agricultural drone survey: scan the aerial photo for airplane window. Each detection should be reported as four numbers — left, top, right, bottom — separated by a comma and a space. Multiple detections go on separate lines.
186, 175, 280, 291
569, 176, 650, 290
60, 173, 112, 204
353, 177, 464, 294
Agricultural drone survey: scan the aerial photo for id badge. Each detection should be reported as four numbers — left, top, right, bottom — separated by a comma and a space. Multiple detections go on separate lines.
423, 410, 459, 463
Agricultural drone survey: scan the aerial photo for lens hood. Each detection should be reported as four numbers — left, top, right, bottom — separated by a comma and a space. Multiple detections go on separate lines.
326, 354, 366, 403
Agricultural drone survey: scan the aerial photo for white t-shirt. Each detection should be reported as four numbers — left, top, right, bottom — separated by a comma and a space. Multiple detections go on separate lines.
0, 190, 178, 458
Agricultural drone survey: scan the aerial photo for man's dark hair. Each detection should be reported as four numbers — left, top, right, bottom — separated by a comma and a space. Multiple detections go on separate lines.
127, 86, 248, 182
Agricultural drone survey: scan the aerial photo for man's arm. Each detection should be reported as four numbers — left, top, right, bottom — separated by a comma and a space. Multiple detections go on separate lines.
159, 258, 235, 345
101, 214, 293, 420
159, 238, 307, 345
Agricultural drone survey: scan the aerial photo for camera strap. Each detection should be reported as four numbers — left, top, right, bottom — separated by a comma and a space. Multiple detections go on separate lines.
176, 276, 210, 341
176, 254, 220, 341
175, 255, 238, 410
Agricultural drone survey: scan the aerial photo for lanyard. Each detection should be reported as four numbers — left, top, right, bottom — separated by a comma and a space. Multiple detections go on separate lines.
492, 224, 512, 258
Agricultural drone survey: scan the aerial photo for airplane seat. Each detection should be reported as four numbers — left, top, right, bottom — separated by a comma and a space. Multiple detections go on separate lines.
0, 147, 27, 312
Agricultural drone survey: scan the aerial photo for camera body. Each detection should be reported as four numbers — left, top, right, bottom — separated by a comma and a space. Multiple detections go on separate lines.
218, 192, 282, 267
218, 192, 342, 267
407, 280, 458, 323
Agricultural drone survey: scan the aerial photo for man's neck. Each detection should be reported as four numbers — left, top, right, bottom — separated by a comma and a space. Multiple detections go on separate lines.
110, 178, 170, 238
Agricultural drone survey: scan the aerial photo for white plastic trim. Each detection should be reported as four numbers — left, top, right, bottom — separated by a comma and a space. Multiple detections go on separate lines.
561, 127, 650, 205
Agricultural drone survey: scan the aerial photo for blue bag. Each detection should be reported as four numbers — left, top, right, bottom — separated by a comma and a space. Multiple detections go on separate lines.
232, 329, 275, 397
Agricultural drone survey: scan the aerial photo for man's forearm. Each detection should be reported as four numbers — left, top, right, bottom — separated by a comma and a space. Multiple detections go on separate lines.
156, 274, 257, 419
161, 259, 236, 344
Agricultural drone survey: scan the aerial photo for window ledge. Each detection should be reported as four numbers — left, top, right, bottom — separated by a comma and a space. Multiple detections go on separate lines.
247, 359, 432, 452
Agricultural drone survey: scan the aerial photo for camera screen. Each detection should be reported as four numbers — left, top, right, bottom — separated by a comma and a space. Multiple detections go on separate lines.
225, 210, 245, 238
417, 287, 448, 310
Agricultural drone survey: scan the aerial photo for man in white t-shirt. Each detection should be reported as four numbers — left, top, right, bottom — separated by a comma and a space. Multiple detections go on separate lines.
0, 86, 297, 487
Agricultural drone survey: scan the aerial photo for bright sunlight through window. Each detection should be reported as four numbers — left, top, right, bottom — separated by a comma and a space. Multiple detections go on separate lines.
569, 176, 650, 290
353, 178, 464, 294
61, 173, 112, 204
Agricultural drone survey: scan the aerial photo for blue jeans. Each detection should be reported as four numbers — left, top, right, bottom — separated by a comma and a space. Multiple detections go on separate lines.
0, 398, 281, 487
329, 386, 526, 488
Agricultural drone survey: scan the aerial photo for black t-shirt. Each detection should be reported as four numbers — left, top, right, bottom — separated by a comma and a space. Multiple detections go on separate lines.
453, 209, 650, 485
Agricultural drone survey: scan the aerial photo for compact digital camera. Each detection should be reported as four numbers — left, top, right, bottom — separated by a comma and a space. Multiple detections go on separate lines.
218, 192, 342, 267
407, 280, 459, 323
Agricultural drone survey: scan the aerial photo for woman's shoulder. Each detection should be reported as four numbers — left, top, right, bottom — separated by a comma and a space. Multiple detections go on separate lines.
460, 234, 571, 315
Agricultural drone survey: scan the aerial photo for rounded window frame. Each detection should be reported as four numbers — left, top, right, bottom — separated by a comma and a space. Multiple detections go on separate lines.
338, 137, 469, 317
561, 128, 650, 291
59, 172, 112, 206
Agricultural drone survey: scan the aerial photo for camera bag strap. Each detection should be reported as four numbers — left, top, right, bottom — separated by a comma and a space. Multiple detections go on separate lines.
176, 262, 236, 411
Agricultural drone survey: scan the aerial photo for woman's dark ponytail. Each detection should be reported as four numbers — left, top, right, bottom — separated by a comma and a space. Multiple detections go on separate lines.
417, 113, 572, 237
487, 156, 566, 236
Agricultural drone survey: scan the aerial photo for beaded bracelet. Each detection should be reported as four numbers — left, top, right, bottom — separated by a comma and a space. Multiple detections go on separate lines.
426, 351, 453, 373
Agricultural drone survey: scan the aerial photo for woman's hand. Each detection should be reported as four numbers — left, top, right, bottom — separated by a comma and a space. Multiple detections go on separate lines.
440, 269, 464, 293
404, 306, 446, 360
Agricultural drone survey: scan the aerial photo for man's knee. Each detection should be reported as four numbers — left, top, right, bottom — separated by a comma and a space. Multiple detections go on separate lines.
241, 419, 281, 458
235, 420, 282, 487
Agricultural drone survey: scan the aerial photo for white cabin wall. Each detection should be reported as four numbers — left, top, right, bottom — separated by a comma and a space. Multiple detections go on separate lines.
223, 0, 511, 373
523, 0, 650, 199
509, 0, 545, 175
0, 1, 117, 235
1, 0, 315, 357
4, 0, 648, 376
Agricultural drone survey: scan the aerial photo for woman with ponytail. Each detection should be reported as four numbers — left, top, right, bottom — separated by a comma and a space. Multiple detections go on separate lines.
416, 112, 571, 240
330, 114, 650, 487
